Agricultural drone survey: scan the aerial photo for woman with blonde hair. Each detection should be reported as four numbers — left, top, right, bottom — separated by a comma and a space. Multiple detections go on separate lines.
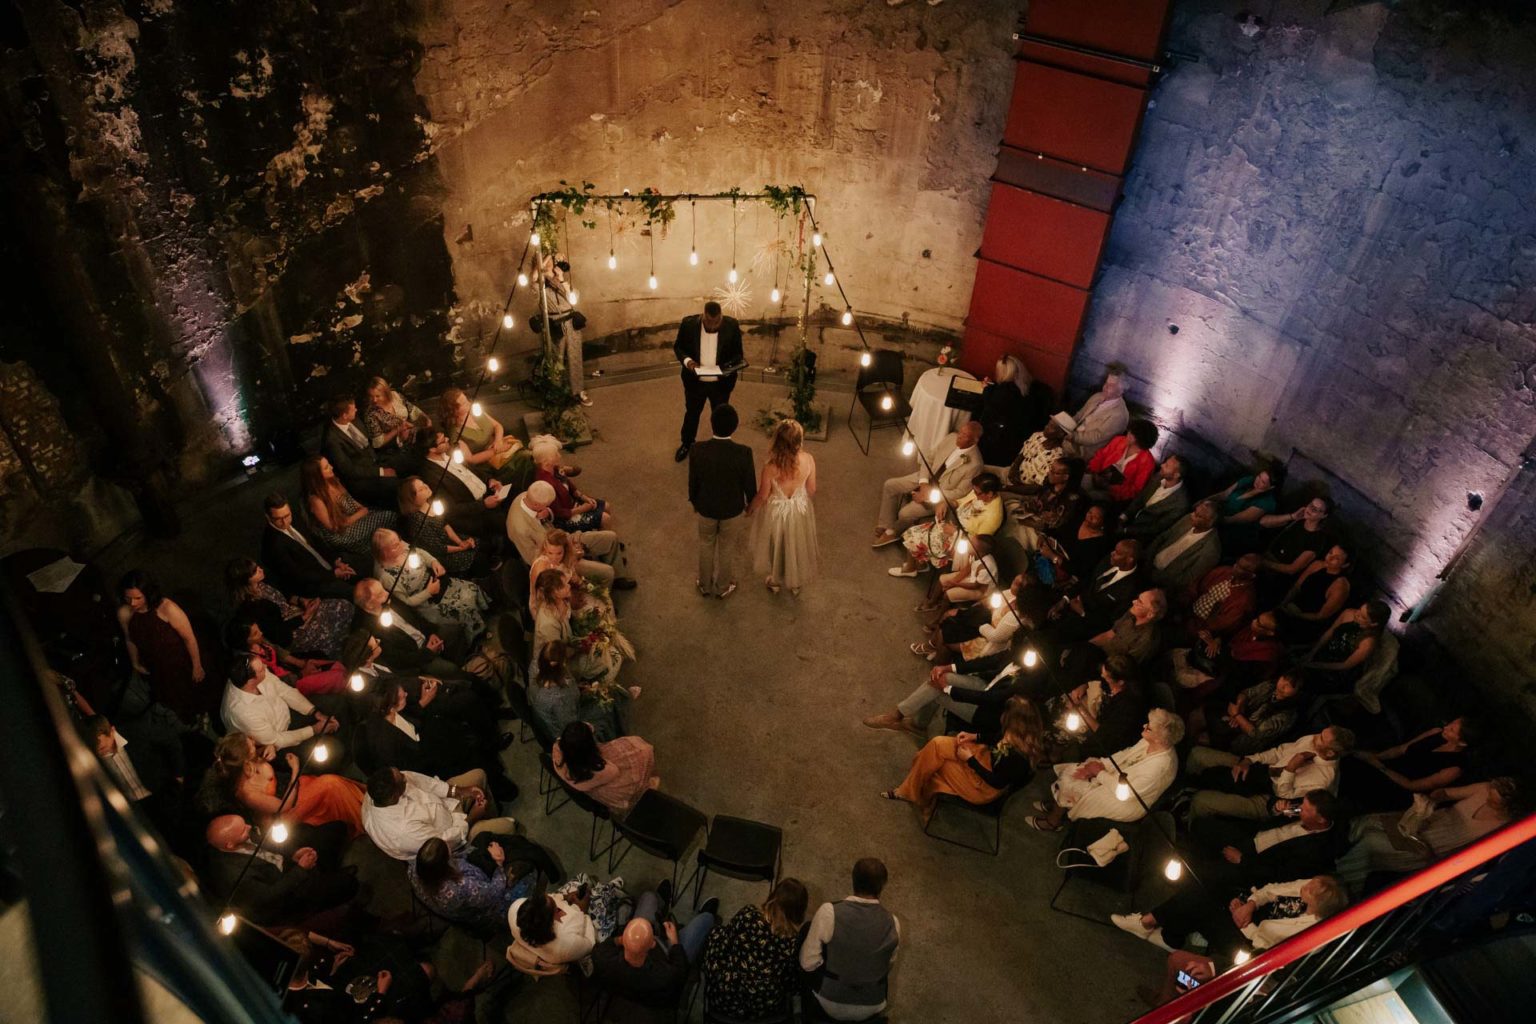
371, 527, 489, 642
881, 696, 1045, 822
529, 433, 612, 532
363, 375, 430, 468
749, 418, 819, 594
703, 877, 811, 1019
209, 732, 365, 837
300, 454, 396, 557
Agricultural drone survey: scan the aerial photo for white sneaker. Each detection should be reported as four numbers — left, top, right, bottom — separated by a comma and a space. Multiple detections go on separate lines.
1148, 929, 1174, 952
1111, 913, 1156, 939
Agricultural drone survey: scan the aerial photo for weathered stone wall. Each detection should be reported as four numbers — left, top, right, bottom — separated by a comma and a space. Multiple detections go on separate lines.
1069, 0, 1536, 710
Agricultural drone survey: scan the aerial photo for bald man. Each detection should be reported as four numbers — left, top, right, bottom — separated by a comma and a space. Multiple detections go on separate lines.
349, 578, 464, 676
506, 480, 635, 588
202, 814, 356, 927
590, 883, 718, 1008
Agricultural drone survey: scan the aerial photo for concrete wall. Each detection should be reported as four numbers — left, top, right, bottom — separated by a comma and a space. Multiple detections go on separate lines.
1069, 0, 1536, 711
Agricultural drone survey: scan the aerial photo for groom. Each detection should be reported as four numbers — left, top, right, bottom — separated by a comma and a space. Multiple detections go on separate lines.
673, 300, 745, 462
688, 405, 757, 599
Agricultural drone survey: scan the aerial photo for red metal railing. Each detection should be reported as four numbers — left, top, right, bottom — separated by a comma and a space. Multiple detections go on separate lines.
1130, 810, 1536, 1024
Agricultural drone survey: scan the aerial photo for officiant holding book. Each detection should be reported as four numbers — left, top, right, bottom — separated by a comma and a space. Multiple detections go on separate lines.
673, 300, 745, 463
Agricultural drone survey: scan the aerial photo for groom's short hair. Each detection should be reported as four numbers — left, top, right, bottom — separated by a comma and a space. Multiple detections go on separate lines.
703, 301, 722, 317
711, 404, 739, 437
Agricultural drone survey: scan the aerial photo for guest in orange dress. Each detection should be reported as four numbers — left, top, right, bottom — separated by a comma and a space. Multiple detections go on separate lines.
881, 697, 1045, 823
211, 733, 365, 837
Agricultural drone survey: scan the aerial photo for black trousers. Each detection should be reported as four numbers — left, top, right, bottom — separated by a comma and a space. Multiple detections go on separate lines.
680, 370, 738, 446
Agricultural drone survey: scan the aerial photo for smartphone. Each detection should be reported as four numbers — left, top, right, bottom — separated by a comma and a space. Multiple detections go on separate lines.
1175, 969, 1203, 992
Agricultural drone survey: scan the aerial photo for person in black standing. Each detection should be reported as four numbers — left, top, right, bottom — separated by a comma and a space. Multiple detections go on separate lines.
688, 404, 757, 599
673, 300, 745, 462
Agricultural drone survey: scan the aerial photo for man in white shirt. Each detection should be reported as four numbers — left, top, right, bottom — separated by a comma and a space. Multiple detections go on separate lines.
800, 858, 900, 1021
361, 767, 516, 861
1145, 500, 1223, 590
1183, 727, 1355, 824
220, 655, 342, 758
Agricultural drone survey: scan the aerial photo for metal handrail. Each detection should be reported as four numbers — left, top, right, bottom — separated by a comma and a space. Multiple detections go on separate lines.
1130, 810, 1536, 1024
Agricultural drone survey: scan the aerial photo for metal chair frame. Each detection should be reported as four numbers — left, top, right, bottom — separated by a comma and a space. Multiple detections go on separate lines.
922, 788, 1016, 856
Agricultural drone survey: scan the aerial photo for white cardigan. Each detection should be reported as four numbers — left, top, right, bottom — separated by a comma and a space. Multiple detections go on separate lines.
1053, 739, 1178, 822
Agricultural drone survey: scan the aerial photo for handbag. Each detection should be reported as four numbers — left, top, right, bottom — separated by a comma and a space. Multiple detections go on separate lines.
1055, 828, 1129, 869
570, 310, 587, 331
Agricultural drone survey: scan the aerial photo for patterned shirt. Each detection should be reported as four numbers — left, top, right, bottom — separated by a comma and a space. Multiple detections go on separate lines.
704, 905, 800, 1020
1007, 432, 1059, 488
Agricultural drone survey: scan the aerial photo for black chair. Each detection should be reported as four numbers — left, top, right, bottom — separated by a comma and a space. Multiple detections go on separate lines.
1048, 809, 1174, 927
611, 790, 708, 897
922, 787, 1017, 855
692, 815, 782, 910
847, 349, 910, 455
505, 677, 546, 748
540, 752, 624, 864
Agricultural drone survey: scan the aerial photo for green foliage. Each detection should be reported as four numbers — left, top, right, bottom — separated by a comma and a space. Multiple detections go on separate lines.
786, 344, 821, 432
633, 187, 676, 228
761, 184, 809, 216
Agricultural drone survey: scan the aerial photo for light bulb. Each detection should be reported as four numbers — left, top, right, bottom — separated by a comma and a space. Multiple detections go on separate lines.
470, 401, 483, 417
648, 274, 658, 290
927, 487, 942, 504
312, 743, 329, 764
269, 821, 289, 844
689, 249, 699, 266
860, 351, 872, 367
530, 231, 540, 246
989, 592, 1003, 609
608, 253, 617, 270
880, 394, 894, 411
429, 499, 445, 516
955, 537, 970, 556
500, 314, 513, 330
379, 609, 393, 627
823, 271, 835, 286
517, 272, 529, 287
901, 438, 915, 457
568, 289, 579, 305
1064, 711, 1082, 732
812, 231, 822, 247
406, 551, 421, 569
728, 266, 738, 284
349, 673, 365, 692
1022, 648, 1040, 668
1115, 777, 1132, 801
451, 448, 464, 464
1232, 949, 1252, 966
487, 356, 500, 372
770, 286, 781, 302
218, 913, 238, 935
1164, 859, 1183, 881
842, 310, 853, 326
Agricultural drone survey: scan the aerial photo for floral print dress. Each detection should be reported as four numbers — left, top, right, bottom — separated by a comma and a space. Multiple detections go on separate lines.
703, 904, 799, 1019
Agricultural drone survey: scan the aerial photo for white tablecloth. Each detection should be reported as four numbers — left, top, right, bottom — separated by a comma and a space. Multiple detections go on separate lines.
907, 366, 976, 460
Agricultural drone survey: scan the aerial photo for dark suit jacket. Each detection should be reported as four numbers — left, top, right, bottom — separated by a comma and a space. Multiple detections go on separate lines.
205, 848, 326, 926
1241, 826, 1343, 888
261, 524, 346, 599
351, 605, 460, 672
114, 712, 186, 796
673, 315, 745, 374
689, 437, 757, 520
320, 420, 381, 487
1122, 479, 1191, 539
1076, 558, 1145, 631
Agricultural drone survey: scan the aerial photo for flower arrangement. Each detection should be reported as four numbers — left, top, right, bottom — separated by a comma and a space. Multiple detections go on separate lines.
936, 343, 956, 367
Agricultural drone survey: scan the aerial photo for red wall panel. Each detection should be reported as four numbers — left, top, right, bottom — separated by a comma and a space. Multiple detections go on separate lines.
964, 260, 1089, 362
961, 324, 1074, 395
978, 183, 1111, 290
1023, 0, 1174, 63
1004, 61, 1148, 175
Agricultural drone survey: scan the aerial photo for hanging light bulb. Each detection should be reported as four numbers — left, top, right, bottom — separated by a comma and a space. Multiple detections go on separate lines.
470, 401, 483, 417
728, 266, 738, 284
770, 286, 781, 302
529, 231, 540, 246
349, 673, 366, 692
312, 743, 329, 764
451, 448, 464, 464
1022, 648, 1040, 668
608, 252, 617, 270
517, 272, 529, 288
379, 609, 393, 628
487, 356, 501, 373
269, 821, 289, 844
812, 231, 822, 247
880, 394, 894, 411
901, 437, 915, 457
1064, 711, 1082, 732
1232, 949, 1252, 966
823, 271, 835, 286
928, 486, 942, 503
429, 499, 445, 516
648, 274, 658, 290
989, 592, 1004, 609
406, 551, 421, 569
568, 289, 579, 306
1164, 859, 1183, 881
842, 309, 853, 326
689, 249, 699, 266
218, 913, 238, 935
1115, 775, 1132, 801
955, 536, 970, 556
860, 351, 873, 367
501, 314, 513, 330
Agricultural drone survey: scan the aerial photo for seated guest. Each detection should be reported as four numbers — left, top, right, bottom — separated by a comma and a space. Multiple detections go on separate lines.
1169, 610, 1286, 694
1256, 495, 1335, 605
261, 493, 362, 600
1186, 671, 1306, 756
1145, 500, 1222, 592
1209, 461, 1284, 553
533, 569, 627, 687
1084, 419, 1159, 505
508, 480, 636, 589
319, 394, 399, 506
1037, 538, 1143, 646
356, 677, 516, 800
301, 454, 396, 559
397, 476, 491, 579
362, 375, 430, 469
116, 569, 208, 727
209, 732, 364, 837
865, 628, 1031, 737
409, 835, 544, 932
1343, 718, 1472, 814
420, 430, 512, 546
509, 884, 597, 966
1029, 710, 1184, 831
880, 696, 1044, 822
928, 534, 1000, 609
529, 641, 631, 744
528, 528, 615, 614
350, 578, 463, 676
551, 721, 658, 819
591, 884, 720, 1014
1302, 600, 1389, 695
1052, 655, 1147, 762
361, 767, 516, 862
1000, 411, 1073, 497
703, 879, 810, 1020
1053, 588, 1167, 689
1182, 553, 1263, 640
1063, 362, 1130, 459
220, 655, 342, 759
203, 814, 358, 927
372, 527, 489, 643
800, 858, 900, 1023
1005, 456, 1086, 555
1335, 779, 1522, 893
530, 433, 613, 532
227, 557, 354, 658
80, 713, 184, 839
1045, 502, 1116, 589
976, 354, 1048, 468
889, 473, 1003, 578
1184, 727, 1355, 825
913, 559, 1016, 662
440, 386, 532, 487
285, 933, 451, 1023
1120, 455, 1189, 540
870, 420, 983, 547
228, 619, 347, 697
1275, 544, 1353, 645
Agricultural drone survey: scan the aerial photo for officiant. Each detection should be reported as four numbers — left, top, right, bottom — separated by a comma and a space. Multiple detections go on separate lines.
673, 300, 745, 463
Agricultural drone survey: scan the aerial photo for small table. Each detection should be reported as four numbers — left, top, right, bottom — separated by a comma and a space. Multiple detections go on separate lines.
907, 366, 977, 460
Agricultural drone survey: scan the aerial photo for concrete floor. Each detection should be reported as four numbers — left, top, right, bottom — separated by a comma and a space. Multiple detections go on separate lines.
100, 376, 1170, 1023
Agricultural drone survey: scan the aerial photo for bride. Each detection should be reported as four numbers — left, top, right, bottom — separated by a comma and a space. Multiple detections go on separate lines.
750, 419, 819, 595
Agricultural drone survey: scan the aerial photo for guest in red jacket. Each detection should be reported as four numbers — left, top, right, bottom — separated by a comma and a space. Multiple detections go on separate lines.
1085, 420, 1159, 505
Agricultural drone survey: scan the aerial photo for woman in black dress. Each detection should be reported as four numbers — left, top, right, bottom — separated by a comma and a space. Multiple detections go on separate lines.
1343, 718, 1473, 813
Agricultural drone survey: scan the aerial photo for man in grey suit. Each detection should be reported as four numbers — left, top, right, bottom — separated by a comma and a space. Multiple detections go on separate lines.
688, 405, 757, 599
1145, 500, 1222, 591
507, 481, 636, 589
1121, 456, 1190, 539
871, 420, 984, 547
